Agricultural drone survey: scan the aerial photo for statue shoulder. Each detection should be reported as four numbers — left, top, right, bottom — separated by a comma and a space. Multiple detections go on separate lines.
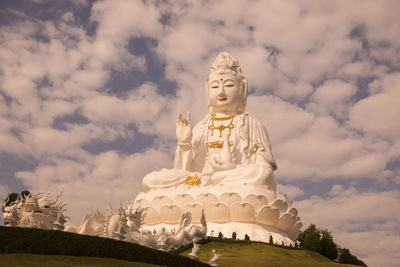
192, 115, 210, 142
193, 115, 210, 133
246, 115, 270, 134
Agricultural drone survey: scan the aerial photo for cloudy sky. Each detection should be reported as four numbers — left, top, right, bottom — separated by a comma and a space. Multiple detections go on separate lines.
1, 0, 399, 266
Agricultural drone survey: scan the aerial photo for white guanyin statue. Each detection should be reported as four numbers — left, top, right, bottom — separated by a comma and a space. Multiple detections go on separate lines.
132, 52, 302, 244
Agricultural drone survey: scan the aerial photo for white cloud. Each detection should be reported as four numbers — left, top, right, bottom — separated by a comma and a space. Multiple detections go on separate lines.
278, 184, 304, 200
1, 2, 400, 266
296, 189, 400, 267
310, 79, 358, 119
0, 184, 10, 204
16, 148, 173, 224
348, 73, 400, 142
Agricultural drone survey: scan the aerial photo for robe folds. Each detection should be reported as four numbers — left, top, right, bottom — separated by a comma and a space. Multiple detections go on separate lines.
143, 113, 277, 192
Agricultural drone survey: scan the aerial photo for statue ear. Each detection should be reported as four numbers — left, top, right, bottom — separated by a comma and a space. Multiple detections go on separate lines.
241, 78, 248, 112
242, 78, 248, 97
205, 79, 212, 114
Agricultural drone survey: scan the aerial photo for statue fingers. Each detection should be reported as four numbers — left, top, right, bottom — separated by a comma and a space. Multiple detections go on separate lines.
177, 113, 183, 126
207, 158, 221, 170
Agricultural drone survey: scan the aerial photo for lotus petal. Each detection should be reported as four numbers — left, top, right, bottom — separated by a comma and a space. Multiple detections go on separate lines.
133, 199, 150, 209
271, 199, 288, 215
173, 194, 195, 208
275, 213, 295, 232
204, 202, 230, 223
230, 202, 255, 222
159, 204, 182, 224
287, 207, 298, 217
245, 194, 268, 213
255, 187, 276, 202
152, 196, 172, 211
255, 205, 279, 226
196, 193, 218, 207
182, 203, 203, 224
219, 192, 242, 208
142, 207, 160, 225
288, 221, 303, 240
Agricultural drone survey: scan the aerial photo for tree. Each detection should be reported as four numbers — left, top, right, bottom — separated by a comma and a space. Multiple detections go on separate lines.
20, 190, 30, 199
218, 232, 223, 239
339, 248, 367, 266
297, 224, 319, 248
244, 234, 250, 241
302, 224, 321, 252
269, 235, 273, 245
3, 190, 31, 212
3, 192, 18, 211
303, 231, 321, 252
300, 224, 365, 266
319, 229, 338, 260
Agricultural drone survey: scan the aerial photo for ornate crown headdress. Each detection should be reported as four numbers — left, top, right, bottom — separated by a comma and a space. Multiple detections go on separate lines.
210, 51, 243, 76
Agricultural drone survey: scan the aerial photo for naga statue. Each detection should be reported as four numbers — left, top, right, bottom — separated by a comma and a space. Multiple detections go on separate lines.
3, 192, 67, 230
3, 190, 206, 251
64, 202, 207, 251
132, 52, 302, 244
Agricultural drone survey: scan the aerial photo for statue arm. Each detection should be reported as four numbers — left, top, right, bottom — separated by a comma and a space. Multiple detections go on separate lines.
174, 143, 193, 170
248, 118, 277, 170
174, 112, 194, 170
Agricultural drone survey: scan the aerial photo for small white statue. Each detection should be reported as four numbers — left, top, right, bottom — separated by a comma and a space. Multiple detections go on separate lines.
3, 192, 67, 230
161, 210, 207, 250
188, 242, 200, 260
208, 248, 220, 267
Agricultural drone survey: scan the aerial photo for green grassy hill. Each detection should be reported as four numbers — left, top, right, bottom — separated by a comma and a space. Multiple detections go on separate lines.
0, 226, 207, 267
0, 253, 162, 267
179, 239, 361, 267
0, 226, 361, 267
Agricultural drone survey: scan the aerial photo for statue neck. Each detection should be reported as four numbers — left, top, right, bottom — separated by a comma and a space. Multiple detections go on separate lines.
212, 111, 238, 118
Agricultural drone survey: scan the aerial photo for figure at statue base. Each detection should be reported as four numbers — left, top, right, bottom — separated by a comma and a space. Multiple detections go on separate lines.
208, 249, 220, 267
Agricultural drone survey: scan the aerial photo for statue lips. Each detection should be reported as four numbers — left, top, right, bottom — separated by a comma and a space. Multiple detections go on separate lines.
218, 97, 227, 101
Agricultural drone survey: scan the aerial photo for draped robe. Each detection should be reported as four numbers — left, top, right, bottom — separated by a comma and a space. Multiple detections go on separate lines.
142, 113, 277, 192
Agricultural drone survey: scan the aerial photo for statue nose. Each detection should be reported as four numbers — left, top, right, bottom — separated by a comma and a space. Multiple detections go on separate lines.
218, 84, 226, 95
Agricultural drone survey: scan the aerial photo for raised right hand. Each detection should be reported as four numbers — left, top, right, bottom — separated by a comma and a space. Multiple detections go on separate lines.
176, 112, 192, 144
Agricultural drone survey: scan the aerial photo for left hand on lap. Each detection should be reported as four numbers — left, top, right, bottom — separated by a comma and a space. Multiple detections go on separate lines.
208, 157, 236, 172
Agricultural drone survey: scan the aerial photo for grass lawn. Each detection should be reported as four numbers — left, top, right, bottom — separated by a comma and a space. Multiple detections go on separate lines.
180, 240, 361, 267
0, 253, 164, 267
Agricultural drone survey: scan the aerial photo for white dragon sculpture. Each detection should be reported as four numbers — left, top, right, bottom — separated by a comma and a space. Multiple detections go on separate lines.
3, 192, 207, 251
3, 192, 67, 230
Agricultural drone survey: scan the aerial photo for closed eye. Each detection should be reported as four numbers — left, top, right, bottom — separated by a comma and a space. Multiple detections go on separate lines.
211, 85, 219, 88
225, 84, 234, 87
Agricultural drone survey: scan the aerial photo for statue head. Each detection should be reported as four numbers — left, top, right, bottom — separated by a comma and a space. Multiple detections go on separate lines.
206, 52, 248, 116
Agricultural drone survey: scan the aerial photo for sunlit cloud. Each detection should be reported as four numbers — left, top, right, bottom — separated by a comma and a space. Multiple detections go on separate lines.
1, 1, 399, 266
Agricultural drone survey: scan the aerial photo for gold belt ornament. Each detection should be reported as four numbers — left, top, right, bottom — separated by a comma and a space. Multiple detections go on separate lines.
183, 174, 201, 186
208, 141, 233, 149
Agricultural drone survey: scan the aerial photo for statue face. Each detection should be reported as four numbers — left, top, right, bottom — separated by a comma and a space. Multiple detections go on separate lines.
207, 72, 242, 115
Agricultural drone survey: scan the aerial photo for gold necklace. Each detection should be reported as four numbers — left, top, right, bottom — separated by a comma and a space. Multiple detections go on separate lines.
208, 115, 235, 137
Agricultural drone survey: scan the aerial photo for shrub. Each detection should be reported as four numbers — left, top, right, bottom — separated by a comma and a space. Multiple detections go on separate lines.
0, 226, 208, 267
319, 229, 338, 260
244, 234, 250, 241
218, 232, 223, 239
269, 235, 273, 245
339, 248, 367, 266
